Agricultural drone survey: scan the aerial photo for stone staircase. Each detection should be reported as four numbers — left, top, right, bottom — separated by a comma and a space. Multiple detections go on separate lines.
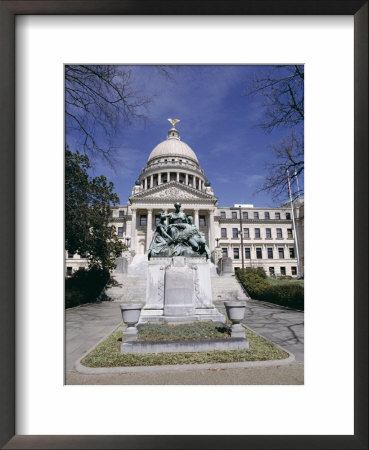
104, 276, 147, 302
211, 275, 249, 305
104, 254, 248, 305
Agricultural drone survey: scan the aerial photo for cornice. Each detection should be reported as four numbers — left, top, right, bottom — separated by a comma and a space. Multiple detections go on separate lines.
215, 218, 293, 224
129, 180, 217, 202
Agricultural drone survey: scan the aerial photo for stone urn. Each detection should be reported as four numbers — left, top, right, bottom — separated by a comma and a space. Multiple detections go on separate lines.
120, 303, 144, 341
224, 301, 247, 338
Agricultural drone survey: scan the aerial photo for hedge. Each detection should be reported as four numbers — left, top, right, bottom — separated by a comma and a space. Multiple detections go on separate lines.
65, 267, 110, 308
236, 267, 304, 310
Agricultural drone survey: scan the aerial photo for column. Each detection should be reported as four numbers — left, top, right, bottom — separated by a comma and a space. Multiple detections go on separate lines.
176, 172, 179, 182
144, 178, 147, 190
150, 175, 153, 188
146, 209, 153, 251
185, 173, 188, 185
194, 208, 199, 228
167, 171, 170, 183
209, 209, 215, 251
158, 173, 161, 184
130, 208, 137, 251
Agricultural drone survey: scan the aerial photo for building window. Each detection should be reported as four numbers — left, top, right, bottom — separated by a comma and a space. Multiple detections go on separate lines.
254, 212, 259, 219
243, 228, 250, 238
221, 228, 227, 238
287, 228, 293, 238
255, 228, 260, 238
232, 228, 238, 238
232, 211, 237, 219
289, 247, 295, 258
281, 267, 286, 276
66, 267, 73, 276
266, 228, 272, 238
267, 248, 273, 259
199, 215, 206, 226
269, 267, 275, 276
264, 212, 270, 220
67, 252, 74, 259
275, 212, 281, 220
278, 248, 284, 259
242, 211, 248, 220
286, 212, 291, 220
220, 211, 226, 219
118, 227, 124, 237
233, 248, 239, 259
245, 248, 251, 259
119, 210, 124, 218
276, 228, 283, 238
140, 214, 147, 226
256, 248, 262, 259
291, 266, 297, 275
222, 248, 228, 257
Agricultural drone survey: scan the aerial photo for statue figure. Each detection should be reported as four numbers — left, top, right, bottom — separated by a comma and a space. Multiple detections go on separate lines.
185, 216, 211, 259
147, 213, 173, 260
147, 203, 210, 260
168, 118, 180, 128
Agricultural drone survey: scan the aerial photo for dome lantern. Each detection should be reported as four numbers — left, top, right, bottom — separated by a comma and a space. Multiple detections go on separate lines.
167, 118, 180, 140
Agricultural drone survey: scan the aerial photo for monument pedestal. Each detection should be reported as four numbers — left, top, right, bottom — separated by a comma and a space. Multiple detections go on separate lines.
139, 256, 225, 324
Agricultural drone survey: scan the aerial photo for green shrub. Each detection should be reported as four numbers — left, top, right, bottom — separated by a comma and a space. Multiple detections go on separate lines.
236, 268, 304, 310
65, 267, 109, 308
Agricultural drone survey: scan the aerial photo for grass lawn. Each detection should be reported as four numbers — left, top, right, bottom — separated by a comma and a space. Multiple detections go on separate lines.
81, 323, 289, 368
137, 321, 231, 341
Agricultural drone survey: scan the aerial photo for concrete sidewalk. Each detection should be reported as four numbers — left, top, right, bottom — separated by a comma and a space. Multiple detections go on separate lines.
66, 362, 303, 385
66, 299, 304, 384
65, 301, 122, 371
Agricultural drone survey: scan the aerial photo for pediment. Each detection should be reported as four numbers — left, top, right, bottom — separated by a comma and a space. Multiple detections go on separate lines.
129, 181, 217, 203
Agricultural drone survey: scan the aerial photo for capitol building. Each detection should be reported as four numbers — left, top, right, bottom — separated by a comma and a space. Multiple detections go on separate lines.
66, 121, 304, 277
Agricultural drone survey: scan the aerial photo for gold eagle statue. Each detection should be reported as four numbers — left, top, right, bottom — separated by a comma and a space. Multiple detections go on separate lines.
168, 118, 180, 128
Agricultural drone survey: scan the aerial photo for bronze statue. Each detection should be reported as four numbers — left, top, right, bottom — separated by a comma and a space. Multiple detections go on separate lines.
147, 203, 211, 260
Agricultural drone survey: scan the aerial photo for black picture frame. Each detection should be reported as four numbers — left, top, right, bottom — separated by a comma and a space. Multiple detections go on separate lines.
0, 1, 367, 449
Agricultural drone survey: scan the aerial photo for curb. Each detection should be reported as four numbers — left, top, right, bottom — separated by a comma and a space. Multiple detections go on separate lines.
73, 325, 296, 375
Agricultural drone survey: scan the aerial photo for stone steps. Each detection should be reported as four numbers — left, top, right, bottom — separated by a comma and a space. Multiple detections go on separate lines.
211, 275, 249, 303
104, 271, 249, 305
104, 276, 147, 302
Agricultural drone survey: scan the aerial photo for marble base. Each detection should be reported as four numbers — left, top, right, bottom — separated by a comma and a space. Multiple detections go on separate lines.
139, 256, 226, 324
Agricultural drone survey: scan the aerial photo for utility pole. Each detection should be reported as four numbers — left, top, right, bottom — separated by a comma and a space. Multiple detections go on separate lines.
287, 169, 301, 278
239, 206, 245, 269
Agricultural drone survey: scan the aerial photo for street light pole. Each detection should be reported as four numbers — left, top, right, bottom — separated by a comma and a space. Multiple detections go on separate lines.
239, 206, 245, 270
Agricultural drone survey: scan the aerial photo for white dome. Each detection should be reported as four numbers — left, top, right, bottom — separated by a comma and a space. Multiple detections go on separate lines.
147, 138, 199, 164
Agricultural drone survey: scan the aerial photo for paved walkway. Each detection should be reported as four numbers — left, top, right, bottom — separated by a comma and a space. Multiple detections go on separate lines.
216, 299, 304, 362
65, 302, 122, 371
66, 362, 303, 385
66, 298, 304, 382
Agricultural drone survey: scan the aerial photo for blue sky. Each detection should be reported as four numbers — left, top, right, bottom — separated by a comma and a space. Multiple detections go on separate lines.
68, 65, 303, 207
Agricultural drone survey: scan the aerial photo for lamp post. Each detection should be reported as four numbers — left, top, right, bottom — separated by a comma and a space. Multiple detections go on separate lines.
125, 236, 131, 248
239, 206, 245, 269
215, 237, 220, 248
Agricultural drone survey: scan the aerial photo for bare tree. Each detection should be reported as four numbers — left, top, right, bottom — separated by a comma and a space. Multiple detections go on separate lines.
260, 132, 304, 201
246, 65, 304, 200
65, 65, 151, 161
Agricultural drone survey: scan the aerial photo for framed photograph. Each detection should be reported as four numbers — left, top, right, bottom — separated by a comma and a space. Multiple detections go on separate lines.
1, 1, 367, 449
